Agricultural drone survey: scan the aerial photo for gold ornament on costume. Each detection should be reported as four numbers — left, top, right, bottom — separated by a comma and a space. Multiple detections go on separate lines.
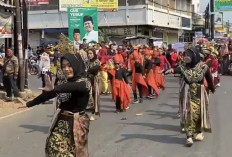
57, 34, 75, 56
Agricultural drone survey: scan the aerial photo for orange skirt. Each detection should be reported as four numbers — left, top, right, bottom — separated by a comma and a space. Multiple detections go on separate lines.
132, 72, 148, 96
153, 66, 165, 89
112, 80, 131, 110
145, 70, 160, 95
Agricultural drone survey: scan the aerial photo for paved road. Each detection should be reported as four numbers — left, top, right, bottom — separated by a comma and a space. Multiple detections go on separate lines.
0, 76, 231, 157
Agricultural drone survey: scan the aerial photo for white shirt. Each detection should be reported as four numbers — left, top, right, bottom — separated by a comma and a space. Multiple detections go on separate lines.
83, 30, 98, 43
25, 49, 33, 59
73, 40, 82, 51
39, 52, 50, 72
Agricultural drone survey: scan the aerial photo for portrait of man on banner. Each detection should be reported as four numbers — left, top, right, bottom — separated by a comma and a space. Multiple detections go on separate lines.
68, 8, 98, 45
83, 15, 98, 44
73, 29, 82, 51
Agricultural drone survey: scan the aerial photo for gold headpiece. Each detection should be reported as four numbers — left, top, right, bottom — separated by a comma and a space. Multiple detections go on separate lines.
57, 34, 75, 56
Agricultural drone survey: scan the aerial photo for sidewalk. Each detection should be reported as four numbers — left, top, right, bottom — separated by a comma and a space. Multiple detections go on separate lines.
0, 101, 31, 119
0, 90, 36, 119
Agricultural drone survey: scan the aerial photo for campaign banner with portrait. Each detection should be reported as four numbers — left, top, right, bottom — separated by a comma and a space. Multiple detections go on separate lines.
68, 8, 98, 45
60, 0, 118, 12
0, 12, 13, 38
215, 0, 232, 12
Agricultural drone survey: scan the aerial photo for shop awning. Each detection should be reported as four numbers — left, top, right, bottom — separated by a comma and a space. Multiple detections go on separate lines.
125, 36, 163, 41
124, 35, 147, 40
0, 1, 15, 10
149, 37, 163, 40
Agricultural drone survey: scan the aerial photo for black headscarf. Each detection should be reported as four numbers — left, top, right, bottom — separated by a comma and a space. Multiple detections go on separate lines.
184, 48, 201, 68
61, 53, 86, 82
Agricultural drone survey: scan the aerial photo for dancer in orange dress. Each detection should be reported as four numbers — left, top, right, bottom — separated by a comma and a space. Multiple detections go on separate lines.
131, 48, 148, 103
153, 56, 165, 90
108, 56, 131, 112
144, 50, 160, 98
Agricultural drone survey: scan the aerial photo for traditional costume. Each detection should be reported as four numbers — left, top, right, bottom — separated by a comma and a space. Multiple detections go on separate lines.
159, 53, 171, 71
171, 52, 178, 68
86, 49, 101, 116
131, 50, 148, 103
220, 44, 230, 75
108, 56, 131, 112
170, 49, 215, 147
144, 51, 159, 97
211, 54, 220, 87
153, 57, 165, 90
98, 48, 112, 94
26, 34, 91, 157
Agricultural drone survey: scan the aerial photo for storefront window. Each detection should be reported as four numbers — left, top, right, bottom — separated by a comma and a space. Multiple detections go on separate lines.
182, 17, 191, 28
119, 0, 126, 6
153, 30, 163, 38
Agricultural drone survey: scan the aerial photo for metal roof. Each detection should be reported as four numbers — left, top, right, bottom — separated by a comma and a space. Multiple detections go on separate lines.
0, 1, 15, 10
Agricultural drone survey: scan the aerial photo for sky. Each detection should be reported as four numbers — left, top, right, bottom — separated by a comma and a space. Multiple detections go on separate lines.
200, 0, 231, 22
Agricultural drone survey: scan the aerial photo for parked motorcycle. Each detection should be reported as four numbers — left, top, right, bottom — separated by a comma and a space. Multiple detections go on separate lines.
28, 54, 39, 75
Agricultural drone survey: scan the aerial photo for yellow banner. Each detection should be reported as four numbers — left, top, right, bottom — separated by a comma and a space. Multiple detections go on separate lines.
215, 27, 226, 33
59, 0, 118, 12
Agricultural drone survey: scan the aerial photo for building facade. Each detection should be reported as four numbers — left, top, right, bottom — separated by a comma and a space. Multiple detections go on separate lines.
28, 0, 193, 47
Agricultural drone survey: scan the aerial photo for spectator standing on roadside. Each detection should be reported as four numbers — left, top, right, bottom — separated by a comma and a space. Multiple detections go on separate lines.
1, 48, 20, 101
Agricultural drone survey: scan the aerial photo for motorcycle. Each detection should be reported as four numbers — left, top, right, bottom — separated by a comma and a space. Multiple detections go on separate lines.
28, 54, 40, 75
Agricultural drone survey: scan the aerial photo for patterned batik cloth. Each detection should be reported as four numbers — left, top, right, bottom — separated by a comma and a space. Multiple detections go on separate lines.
46, 117, 75, 157
46, 113, 90, 157
185, 83, 201, 136
86, 59, 101, 115
179, 62, 212, 136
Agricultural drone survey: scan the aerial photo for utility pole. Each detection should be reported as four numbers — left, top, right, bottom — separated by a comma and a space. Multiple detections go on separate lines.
4, 0, 12, 51
15, 0, 25, 91
22, 0, 29, 89
204, 3, 210, 38
210, 0, 214, 40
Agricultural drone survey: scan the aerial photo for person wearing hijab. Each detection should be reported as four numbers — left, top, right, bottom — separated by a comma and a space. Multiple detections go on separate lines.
108, 55, 131, 112
166, 48, 215, 147
158, 48, 171, 71
131, 48, 148, 103
86, 48, 101, 121
26, 48, 91, 157
98, 48, 112, 94
219, 43, 230, 75
144, 50, 159, 98
153, 54, 165, 90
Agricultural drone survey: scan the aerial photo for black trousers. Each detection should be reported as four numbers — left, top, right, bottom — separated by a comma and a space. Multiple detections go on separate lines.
148, 85, 152, 95
41, 71, 52, 88
133, 84, 143, 100
116, 96, 121, 110
3, 75, 20, 97
222, 55, 230, 75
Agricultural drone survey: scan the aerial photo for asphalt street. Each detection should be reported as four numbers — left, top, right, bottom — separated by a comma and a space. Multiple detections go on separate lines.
0, 75, 231, 157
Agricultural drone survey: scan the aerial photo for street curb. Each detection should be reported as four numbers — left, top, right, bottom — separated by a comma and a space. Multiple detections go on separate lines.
0, 108, 33, 120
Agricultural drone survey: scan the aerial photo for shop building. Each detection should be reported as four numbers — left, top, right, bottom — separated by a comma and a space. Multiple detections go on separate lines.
28, 0, 194, 48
